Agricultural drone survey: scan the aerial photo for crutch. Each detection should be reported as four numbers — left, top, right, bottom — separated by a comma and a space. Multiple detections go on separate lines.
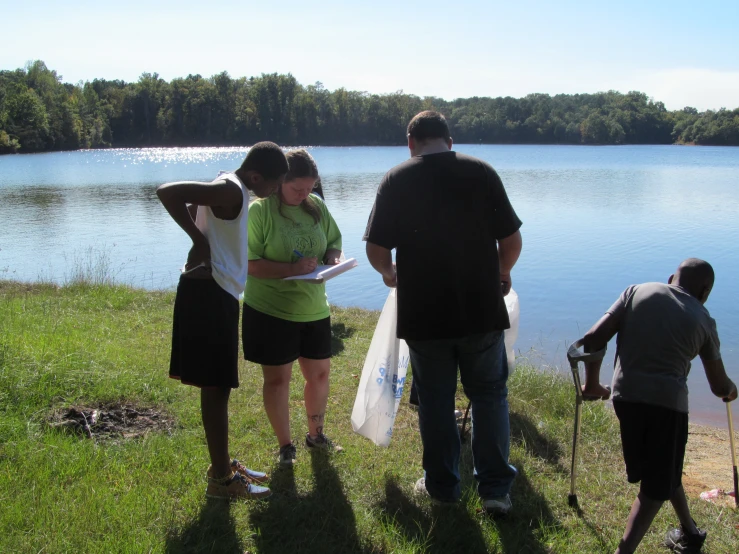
726, 400, 738, 508
566, 339, 607, 508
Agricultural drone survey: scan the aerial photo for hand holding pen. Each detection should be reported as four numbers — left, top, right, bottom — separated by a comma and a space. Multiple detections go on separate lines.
292, 250, 318, 275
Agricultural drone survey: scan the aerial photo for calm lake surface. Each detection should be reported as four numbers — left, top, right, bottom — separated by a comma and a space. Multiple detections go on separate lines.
1, 145, 737, 426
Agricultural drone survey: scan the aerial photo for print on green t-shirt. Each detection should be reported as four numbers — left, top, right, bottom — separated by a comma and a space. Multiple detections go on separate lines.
245, 194, 342, 322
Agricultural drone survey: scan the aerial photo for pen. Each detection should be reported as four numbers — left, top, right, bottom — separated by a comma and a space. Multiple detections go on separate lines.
293, 250, 304, 258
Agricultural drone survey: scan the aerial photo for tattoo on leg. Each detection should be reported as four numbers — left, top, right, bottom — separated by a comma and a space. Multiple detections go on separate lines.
316, 426, 323, 435
309, 413, 325, 424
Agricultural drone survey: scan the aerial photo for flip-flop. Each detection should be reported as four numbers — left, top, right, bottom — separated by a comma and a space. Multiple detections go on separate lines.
583, 386, 611, 402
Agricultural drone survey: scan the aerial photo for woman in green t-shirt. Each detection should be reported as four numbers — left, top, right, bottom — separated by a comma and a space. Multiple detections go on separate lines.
242, 149, 344, 466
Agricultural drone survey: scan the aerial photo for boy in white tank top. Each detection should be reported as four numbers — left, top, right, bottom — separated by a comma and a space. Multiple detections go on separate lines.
157, 142, 288, 500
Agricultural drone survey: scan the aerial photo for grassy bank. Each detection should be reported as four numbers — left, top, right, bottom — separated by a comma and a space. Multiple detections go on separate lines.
0, 281, 736, 553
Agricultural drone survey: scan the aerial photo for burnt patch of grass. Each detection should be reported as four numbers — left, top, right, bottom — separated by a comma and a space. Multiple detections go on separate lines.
46, 402, 177, 441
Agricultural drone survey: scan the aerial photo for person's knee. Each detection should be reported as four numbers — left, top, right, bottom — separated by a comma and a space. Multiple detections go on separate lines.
263, 372, 291, 389
301, 359, 330, 384
462, 383, 508, 402
307, 368, 329, 385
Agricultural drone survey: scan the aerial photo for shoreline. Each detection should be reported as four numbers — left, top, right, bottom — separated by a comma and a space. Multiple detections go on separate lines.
684, 423, 739, 505
593, 398, 733, 430
1, 142, 737, 157
2, 278, 734, 429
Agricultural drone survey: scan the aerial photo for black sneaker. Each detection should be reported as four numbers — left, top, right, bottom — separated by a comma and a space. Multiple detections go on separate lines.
305, 432, 344, 452
664, 524, 707, 553
278, 442, 297, 466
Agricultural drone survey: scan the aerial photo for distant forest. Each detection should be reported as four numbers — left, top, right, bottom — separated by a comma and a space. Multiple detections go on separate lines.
1, 60, 738, 154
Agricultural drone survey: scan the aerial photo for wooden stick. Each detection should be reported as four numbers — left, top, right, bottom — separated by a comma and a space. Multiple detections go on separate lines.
727, 401, 738, 508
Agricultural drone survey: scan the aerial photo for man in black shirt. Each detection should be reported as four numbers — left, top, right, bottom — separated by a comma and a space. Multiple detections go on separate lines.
364, 111, 523, 514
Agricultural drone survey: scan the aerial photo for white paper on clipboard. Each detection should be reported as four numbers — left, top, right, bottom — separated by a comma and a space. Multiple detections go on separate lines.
283, 258, 358, 284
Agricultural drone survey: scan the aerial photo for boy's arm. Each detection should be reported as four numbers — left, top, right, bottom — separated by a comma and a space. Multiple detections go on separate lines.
156, 180, 242, 269
498, 230, 522, 297
701, 358, 738, 401
366, 242, 396, 287
580, 310, 622, 397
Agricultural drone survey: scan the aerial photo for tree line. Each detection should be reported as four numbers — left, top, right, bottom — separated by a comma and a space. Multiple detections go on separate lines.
1, 60, 738, 154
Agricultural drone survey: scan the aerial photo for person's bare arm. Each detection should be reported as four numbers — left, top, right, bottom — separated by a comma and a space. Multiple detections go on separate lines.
498, 229, 522, 296
579, 311, 621, 397
248, 257, 318, 279
702, 358, 738, 401
324, 248, 342, 265
366, 242, 396, 287
156, 180, 242, 269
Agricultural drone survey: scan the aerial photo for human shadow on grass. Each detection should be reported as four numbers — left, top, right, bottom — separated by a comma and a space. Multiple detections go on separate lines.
164, 497, 244, 554
492, 466, 561, 554
376, 475, 490, 554
509, 411, 609, 548
451, 430, 563, 553
330, 322, 355, 355
250, 448, 371, 554
509, 411, 568, 475
566, 491, 612, 550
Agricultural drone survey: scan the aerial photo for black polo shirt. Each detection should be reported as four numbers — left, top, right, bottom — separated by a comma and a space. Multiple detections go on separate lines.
364, 151, 522, 341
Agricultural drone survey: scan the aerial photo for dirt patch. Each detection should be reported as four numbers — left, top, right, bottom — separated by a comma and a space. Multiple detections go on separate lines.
47, 403, 176, 441
683, 423, 738, 509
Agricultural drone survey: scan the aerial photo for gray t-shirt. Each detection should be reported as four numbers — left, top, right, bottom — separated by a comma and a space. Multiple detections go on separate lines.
610, 282, 721, 413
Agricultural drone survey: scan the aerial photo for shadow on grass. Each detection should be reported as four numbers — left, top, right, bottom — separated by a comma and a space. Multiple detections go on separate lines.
330, 322, 355, 356
568, 498, 612, 551
377, 475, 490, 553
509, 412, 609, 547
164, 498, 244, 554
510, 411, 568, 475
250, 448, 371, 554
451, 428, 563, 553
494, 466, 560, 553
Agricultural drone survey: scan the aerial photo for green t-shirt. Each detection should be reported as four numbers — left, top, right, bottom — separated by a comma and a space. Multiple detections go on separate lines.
244, 194, 342, 322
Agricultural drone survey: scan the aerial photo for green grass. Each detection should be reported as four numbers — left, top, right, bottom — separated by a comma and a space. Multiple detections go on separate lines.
0, 280, 737, 553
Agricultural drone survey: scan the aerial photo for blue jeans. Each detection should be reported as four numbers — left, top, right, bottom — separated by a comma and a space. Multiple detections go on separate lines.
407, 331, 517, 501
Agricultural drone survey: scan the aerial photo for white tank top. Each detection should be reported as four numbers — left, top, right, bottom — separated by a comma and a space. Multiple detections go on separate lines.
193, 172, 249, 300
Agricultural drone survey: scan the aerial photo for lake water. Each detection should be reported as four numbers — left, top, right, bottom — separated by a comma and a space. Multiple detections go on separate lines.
1, 145, 738, 426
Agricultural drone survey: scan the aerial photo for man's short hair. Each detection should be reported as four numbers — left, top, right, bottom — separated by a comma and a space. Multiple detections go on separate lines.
241, 142, 289, 180
675, 258, 715, 290
407, 111, 451, 142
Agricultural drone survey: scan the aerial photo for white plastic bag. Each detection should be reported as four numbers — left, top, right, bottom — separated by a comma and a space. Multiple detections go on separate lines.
504, 288, 520, 366
351, 289, 410, 447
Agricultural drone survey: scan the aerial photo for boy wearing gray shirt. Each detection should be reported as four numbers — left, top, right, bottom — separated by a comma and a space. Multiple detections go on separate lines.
579, 259, 736, 554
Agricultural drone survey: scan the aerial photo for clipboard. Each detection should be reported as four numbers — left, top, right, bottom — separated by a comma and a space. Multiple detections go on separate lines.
283, 258, 358, 284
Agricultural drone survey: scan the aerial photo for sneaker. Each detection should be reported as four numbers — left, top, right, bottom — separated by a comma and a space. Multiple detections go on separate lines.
664, 524, 707, 553
278, 442, 297, 466
483, 494, 512, 517
205, 471, 271, 500
413, 478, 458, 505
305, 432, 344, 452
206, 459, 269, 484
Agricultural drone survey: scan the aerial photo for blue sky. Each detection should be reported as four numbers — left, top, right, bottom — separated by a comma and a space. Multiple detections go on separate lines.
2, 0, 738, 110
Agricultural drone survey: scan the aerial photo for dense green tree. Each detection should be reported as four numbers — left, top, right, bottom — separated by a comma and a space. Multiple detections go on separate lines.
5, 86, 50, 151
1, 60, 738, 153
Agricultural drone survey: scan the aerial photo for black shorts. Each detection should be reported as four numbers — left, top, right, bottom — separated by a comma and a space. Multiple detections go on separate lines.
169, 277, 240, 388
242, 303, 332, 365
613, 400, 689, 501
